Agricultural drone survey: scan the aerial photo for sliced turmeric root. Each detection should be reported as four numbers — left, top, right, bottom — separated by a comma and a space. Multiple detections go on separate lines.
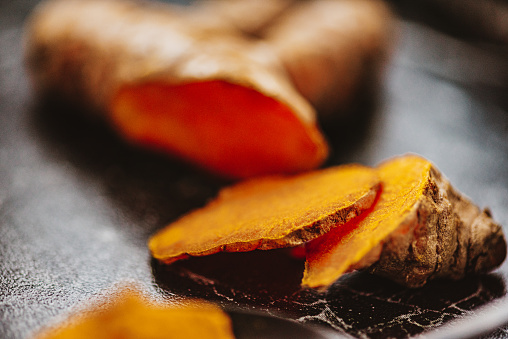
35, 289, 235, 339
149, 165, 381, 264
24, 0, 328, 179
303, 155, 507, 289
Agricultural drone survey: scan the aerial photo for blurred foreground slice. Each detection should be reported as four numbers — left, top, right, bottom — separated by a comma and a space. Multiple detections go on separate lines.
24, 0, 328, 179
35, 288, 235, 339
149, 165, 380, 263
304, 155, 507, 289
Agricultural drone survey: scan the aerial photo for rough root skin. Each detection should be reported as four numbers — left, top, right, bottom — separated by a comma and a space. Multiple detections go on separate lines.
263, 0, 394, 117
368, 166, 506, 288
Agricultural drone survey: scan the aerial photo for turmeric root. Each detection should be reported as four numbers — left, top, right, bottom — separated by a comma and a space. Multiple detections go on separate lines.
24, 0, 328, 179
264, 0, 394, 117
303, 155, 507, 289
149, 165, 381, 264
35, 289, 235, 339
192, 0, 295, 38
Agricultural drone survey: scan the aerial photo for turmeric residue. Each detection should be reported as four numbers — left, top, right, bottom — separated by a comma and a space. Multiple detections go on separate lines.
35, 289, 235, 339
303, 155, 506, 289
149, 165, 381, 264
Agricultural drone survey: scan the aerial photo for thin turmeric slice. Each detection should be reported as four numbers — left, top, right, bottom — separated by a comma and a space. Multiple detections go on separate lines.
35, 289, 235, 339
149, 165, 381, 264
303, 155, 506, 289
24, 0, 328, 179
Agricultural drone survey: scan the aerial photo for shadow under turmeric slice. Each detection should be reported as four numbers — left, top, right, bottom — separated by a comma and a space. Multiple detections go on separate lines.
110, 80, 329, 179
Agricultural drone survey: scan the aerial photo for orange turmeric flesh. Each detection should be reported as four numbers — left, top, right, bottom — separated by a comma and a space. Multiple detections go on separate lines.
111, 80, 328, 179
35, 289, 235, 339
303, 155, 506, 289
149, 165, 381, 264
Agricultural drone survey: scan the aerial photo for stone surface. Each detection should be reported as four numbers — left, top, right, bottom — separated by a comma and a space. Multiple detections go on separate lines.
1, 1, 508, 338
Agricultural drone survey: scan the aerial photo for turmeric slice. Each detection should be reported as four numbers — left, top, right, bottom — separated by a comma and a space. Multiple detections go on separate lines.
24, 0, 328, 179
303, 155, 507, 289
35, 289, 235, 339
149, 165, 381, 264
264, 0, 393, 117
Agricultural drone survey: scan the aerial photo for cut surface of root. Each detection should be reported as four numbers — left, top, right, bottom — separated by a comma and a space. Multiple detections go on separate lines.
149, 165, 381, 264
264, 0, 394, 116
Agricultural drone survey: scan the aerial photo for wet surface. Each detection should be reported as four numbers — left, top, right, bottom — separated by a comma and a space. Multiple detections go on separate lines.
2, 1, 508, 338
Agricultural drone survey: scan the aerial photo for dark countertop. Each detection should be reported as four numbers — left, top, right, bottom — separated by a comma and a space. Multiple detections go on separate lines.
2, 1, 508, 338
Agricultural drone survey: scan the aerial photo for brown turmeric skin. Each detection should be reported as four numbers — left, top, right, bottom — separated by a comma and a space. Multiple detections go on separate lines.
149, 165, 380, 264
303, 155, 507, 289
264, 0, 393, 117
35, 289, 235, 339
192, 0, 295, 37
24, 0, 328, 179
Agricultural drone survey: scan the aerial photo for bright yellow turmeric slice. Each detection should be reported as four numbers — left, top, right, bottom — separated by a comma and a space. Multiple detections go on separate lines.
35, 289, 235, 339
303, 155, 506, 289
149, 165, 381, 264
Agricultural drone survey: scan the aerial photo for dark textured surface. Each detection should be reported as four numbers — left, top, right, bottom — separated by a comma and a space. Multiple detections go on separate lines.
2, 1, 508, 338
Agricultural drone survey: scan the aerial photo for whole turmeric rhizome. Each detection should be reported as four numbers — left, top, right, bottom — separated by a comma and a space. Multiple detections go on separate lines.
150, 154, 507, 290
24, 0, 393, 180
